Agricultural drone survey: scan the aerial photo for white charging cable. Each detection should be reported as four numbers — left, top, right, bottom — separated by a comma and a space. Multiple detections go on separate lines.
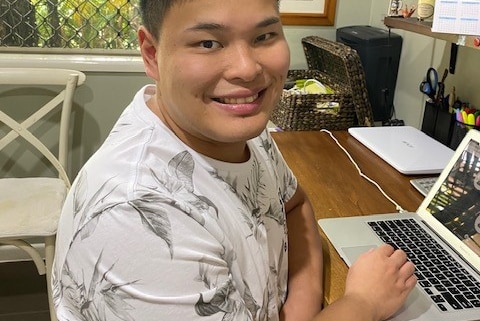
320, 129, 406, 213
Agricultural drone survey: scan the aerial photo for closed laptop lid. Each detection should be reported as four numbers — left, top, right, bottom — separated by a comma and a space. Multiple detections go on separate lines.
348, 126, 454, 175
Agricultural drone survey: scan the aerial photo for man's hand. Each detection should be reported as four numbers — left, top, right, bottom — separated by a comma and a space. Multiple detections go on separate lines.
312, 244, 416, 321
344, 244, 417, 321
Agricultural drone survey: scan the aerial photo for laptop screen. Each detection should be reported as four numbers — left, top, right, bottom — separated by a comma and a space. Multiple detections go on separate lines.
425, 137, 480, 257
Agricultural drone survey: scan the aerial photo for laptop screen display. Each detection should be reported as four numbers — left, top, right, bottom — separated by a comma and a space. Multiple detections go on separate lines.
426, 138, 480, 256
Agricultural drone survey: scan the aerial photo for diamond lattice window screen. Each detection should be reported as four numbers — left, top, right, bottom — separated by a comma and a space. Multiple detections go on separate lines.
0, 0, 141, 50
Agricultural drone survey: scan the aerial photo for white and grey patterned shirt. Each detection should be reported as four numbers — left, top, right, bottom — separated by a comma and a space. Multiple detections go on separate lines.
52, 85, 297, 321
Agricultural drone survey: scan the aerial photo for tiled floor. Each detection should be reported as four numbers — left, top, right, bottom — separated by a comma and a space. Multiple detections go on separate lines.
0, 261, 50, 321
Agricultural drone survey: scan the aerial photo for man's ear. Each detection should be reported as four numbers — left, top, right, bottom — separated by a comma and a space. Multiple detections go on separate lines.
138, 26, 160, 81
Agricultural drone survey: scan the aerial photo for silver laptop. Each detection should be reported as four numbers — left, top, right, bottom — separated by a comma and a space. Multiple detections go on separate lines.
318, 129, 480, 321
348, 126, 454, 175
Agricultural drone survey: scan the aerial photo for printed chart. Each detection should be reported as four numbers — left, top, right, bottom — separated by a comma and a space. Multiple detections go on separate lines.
432, 0, 480, 35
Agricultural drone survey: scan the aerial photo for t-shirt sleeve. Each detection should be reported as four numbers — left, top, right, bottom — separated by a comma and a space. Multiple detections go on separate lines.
54, 200, 252, 321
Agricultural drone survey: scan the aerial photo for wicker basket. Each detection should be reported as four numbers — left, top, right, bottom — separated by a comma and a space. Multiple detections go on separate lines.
301, 36, 374, 128
271, 69, 356, 131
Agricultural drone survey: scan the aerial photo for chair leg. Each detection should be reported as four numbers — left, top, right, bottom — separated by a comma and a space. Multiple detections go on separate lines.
0, 239, 46, 274
45, 236, 58, 321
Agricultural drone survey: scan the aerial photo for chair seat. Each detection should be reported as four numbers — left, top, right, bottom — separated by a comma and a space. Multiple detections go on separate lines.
0, 177, 67, 238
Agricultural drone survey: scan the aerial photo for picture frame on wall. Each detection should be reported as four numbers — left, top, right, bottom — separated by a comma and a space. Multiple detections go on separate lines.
388, 0, 403, 17
280, 0, 337, 26
387, 0, 417, 18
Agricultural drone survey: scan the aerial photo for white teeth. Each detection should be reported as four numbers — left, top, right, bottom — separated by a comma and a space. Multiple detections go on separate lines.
219, 93, 258, 104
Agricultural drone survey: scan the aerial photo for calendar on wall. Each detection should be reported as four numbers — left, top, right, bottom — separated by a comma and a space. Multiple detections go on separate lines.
432, 0, 480, 35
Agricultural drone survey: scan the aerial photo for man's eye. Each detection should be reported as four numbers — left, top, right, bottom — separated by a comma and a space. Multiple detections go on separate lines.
200, 40, 222, 49
256, 33, 275, 43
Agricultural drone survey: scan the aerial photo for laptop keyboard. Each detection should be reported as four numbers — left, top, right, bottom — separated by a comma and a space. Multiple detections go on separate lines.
410, 177, 437, 197
368, 218, 480, 312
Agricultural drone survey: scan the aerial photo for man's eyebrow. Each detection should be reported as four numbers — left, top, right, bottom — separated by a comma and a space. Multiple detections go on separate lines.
187, 22, 225, 32
187, 16, 281, 32
256, 16, 281, 28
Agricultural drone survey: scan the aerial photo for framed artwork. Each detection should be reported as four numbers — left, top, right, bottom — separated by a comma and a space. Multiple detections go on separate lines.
387, 0, 417, 18
280, 0, 337, 26
388, 0, 403, 17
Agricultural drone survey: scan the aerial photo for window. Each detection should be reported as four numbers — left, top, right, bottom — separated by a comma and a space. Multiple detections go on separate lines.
0, 0, 141, 51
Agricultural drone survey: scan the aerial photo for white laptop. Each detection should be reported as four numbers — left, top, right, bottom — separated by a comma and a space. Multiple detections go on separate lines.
318, 129, 480, 321
348, 126, 454, 175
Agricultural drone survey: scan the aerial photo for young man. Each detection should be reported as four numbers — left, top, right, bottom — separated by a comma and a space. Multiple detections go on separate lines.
52, 0, 416, 320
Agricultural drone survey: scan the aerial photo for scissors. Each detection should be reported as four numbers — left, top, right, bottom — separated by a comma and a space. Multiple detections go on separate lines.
435, 68, 448, 107
419, 67, 438, 100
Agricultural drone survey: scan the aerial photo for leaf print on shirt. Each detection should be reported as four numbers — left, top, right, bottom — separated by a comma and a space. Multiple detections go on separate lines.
241, 280, 260, 318
61, 251, 137, 321
128, 198, 173, 257
238, 156, 268, 241
259, 135, 274, 161
260, 134, 297, 202
74, 174, 119, 241
195, 262, 258, 320
71, 150, 220, 259
149, 151, 219, 223
195, 279, 237, 318
264, 202, 285, 226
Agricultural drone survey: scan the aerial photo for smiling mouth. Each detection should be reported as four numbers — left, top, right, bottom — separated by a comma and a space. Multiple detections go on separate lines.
215, 92, 260, 104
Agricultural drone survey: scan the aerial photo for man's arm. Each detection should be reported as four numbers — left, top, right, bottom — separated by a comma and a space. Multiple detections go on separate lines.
279, 184, 417, 321
280, 184, 324, 321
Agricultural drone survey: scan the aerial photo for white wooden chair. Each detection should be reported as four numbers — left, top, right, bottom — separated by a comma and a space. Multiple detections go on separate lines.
0, 68, 86, 321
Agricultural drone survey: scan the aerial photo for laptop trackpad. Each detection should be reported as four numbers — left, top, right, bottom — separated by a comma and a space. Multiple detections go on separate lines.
341, 245, 377, 266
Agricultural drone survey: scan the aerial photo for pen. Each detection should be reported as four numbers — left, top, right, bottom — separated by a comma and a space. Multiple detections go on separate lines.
467, 113, 475, 128
462, 110, 468, 124
455, 109, 462, 122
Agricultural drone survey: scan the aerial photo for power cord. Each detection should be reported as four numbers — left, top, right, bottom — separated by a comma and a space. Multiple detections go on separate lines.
320, 129, 406, 213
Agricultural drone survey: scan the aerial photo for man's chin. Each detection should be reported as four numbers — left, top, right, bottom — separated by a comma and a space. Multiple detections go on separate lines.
212, 126, 266, 144
230, 119, 270, 140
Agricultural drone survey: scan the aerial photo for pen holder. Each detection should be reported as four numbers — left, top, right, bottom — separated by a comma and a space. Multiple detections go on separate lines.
450, 120, 480, 149
421, 101, 454, 146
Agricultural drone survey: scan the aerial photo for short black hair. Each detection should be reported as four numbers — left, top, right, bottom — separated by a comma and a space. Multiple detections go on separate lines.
139, 0, 181, 41
139, 0, 280, 41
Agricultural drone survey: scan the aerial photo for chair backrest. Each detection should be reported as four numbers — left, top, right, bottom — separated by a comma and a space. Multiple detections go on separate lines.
301, 36, 375, 127
0, 68, 86, 186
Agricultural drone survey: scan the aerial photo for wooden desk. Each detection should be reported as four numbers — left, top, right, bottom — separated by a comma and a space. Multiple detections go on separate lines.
271, 130, 425, 305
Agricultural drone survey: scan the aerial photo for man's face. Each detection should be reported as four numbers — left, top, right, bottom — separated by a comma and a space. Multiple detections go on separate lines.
141, 0, 290, 156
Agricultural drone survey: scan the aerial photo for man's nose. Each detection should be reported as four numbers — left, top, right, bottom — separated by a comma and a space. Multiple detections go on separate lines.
224, 45, 262, 82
